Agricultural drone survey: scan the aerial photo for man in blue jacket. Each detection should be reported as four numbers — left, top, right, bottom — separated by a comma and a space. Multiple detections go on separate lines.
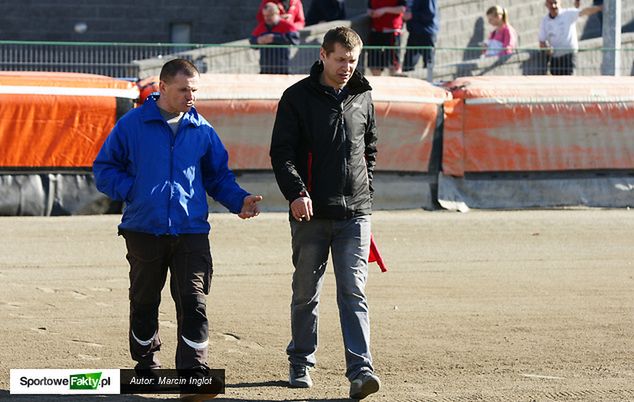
93, 59, 262, 393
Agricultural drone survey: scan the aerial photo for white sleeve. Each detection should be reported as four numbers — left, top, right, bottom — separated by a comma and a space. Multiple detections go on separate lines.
567, 8, 581, 22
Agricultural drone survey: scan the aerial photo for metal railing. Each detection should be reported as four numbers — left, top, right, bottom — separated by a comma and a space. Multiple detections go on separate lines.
1, 40, 632, 80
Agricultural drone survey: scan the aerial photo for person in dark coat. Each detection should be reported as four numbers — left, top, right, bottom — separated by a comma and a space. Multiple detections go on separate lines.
270, 26, 381, 400
402, 0, 439, 72
305, 0, 346, 25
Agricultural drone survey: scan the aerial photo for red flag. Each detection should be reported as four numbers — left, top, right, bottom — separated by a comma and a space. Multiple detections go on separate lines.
368, 233, 387, 272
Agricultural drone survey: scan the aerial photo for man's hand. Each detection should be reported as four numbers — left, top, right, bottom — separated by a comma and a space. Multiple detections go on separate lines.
239, 195, 263, 219
257, 34, 275, 44
290, 196, 313, 222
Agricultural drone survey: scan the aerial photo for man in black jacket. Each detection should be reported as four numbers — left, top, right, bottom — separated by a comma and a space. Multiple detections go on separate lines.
270, 27, 380, 400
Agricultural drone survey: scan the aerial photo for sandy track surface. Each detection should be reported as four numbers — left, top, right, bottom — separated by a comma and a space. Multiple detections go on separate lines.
0, 210, 633, 401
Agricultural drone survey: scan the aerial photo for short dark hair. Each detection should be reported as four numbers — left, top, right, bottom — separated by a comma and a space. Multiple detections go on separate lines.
321, 27, 363, 55
159, 59, 199, 83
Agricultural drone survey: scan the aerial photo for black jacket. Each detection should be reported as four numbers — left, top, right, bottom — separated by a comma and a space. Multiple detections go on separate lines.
270, 61, 378, 219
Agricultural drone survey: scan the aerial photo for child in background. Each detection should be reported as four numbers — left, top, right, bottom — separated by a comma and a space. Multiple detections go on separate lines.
483, 5, 518, 57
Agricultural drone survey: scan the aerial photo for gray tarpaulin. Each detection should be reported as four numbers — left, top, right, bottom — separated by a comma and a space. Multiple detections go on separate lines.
0, 173, 115, 216
0, 171, 438, 216
438, 172, 634, 212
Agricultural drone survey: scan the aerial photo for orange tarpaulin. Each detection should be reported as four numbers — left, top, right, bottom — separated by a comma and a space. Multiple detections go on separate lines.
192, 74, 449, 172
0, 72, 138, 168
443, 76, 634, 176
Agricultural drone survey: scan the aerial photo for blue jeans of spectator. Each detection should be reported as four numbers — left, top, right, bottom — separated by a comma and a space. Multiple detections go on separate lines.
286, 215, 373, 380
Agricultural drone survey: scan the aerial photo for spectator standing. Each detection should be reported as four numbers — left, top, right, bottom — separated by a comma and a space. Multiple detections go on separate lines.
93, 59, 262, 400
256, 0, 306, 30
402, 0, 439, 72
250, 3, 300, 74
367, 0, 407, 76
306, 0, 346, 26
270, 26, 381, 400
539, 0, 602, 75
482, 5, 518, 57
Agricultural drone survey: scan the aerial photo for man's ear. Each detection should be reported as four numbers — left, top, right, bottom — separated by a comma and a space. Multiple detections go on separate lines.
319, 47, 326, 63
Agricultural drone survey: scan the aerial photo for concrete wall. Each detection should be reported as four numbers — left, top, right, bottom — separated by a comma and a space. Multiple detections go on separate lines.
433, 33, 634, 81
2, 1, 632, 48
0, 0, 262, 43
135, 17, 371, 78
436, 0, 634, 52
1, 0, 632, 79
0, 0, 368, 44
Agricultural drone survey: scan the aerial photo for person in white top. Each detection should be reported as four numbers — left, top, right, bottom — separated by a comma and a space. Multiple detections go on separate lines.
538, 0, 602, 75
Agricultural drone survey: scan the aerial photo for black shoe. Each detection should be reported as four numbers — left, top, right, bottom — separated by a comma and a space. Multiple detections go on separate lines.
349, 371, 380, 399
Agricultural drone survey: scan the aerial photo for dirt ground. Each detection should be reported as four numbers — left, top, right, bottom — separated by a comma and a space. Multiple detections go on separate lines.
0, 210, 633, 402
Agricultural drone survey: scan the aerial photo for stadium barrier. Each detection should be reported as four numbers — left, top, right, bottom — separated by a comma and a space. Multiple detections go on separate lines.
439, 75, 634, 211
2, 72, 634, 215
0, 72, 138, 215
191, 74, 448, 211
3, 38, 634, 81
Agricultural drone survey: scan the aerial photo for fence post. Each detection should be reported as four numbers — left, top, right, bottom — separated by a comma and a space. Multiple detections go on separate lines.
601, 0, 621, 76
426, 47, 435, 83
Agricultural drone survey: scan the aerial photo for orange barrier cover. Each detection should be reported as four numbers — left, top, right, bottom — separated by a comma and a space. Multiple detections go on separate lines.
443, 76, 634, 176
0, 72, 138, 168
193, 74, 449, 172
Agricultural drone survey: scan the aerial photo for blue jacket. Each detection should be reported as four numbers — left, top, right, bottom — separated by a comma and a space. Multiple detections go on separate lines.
93, 96, 249, 235
406, 0, 439, 35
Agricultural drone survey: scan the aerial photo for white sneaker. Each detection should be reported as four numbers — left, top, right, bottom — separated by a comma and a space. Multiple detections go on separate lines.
288, 364, 313, 388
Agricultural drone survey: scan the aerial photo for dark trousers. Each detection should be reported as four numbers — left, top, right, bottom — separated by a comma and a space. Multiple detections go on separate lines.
259, 48, 291, 74
367, 31, 401, 70
548, 53, 576, 76
121, 230, 213, 371
403, 31, 436, 71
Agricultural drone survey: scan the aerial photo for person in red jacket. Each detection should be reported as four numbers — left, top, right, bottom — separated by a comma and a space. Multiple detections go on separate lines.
250, 3, 300, 74
256, 0, 305, 30
367, 0, 406, 76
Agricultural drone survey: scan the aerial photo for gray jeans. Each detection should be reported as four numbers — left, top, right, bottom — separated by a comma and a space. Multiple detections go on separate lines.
286, 215, 373, 380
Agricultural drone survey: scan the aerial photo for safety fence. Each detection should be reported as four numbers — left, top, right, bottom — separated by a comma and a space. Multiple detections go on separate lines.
1, 40, 633, 80
2, 72, 634, 215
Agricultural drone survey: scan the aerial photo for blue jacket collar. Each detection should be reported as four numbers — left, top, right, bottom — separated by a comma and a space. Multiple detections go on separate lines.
141, 95, 204, 127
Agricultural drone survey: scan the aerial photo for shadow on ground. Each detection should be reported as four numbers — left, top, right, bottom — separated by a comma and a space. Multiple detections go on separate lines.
0, 386, 351, 401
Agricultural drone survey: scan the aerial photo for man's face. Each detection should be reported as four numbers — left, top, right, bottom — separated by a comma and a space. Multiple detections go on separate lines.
159, 72, 199, 113
263, 9, 280, 25
319, 42, 361, 89
546, 0, 559, 15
